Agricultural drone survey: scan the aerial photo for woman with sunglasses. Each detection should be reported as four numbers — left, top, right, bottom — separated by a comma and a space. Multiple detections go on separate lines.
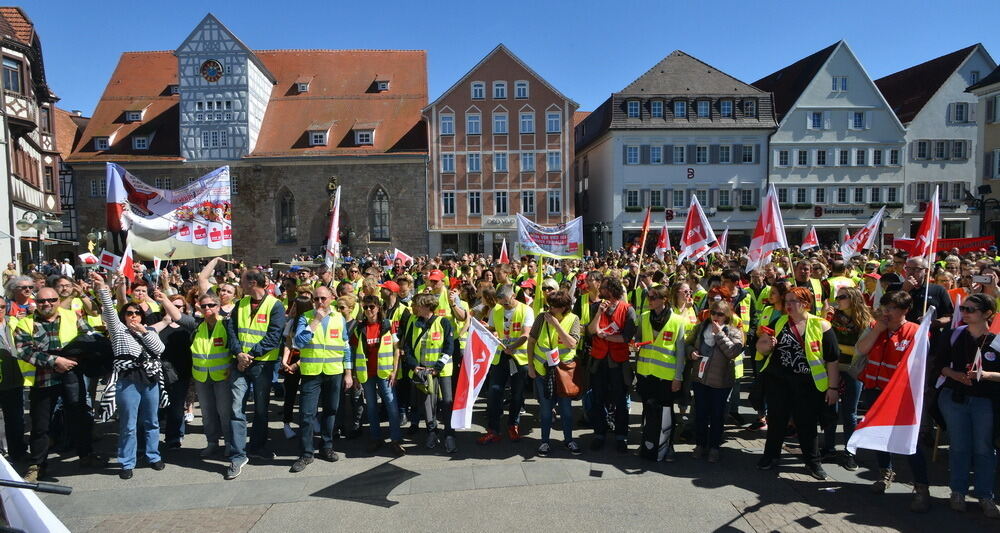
933, 293, 1000, 518
91, 272, 168, 480
190, 293, 236, 458
280, 294, 312, 440
756, 286, 840, 480
822, 286, 873, 470
351, 295, 404, 456
689, 300, 744, 462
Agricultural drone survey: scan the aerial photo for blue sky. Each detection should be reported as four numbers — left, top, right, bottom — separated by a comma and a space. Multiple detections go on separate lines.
23, 0, 1000, 116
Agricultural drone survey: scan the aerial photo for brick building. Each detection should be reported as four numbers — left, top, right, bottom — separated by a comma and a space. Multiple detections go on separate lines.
423, 44, 578, 256
67, 14, 428, 265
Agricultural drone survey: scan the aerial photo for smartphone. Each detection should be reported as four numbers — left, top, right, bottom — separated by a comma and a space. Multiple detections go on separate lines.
973, 275, 992, 284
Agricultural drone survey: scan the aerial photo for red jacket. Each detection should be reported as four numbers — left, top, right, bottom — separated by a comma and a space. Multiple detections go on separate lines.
861, 321, 919, 390
591, 300, 631, 363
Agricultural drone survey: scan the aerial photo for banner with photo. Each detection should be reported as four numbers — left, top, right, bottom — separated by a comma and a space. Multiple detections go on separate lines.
106, 163, 232, 260
516, 214, 584, 259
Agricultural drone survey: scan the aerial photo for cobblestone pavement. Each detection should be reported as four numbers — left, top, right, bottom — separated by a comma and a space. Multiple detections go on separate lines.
29, 389, 998, 532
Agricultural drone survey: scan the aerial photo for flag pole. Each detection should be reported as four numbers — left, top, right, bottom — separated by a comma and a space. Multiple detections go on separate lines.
633, 207, 651, 292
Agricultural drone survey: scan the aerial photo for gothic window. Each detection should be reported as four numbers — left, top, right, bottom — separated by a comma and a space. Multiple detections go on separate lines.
370, 187, 390, 242
277, 189, 296, 242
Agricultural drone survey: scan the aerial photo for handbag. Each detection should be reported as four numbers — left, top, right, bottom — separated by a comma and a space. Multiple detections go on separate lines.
554, 360, 584, 399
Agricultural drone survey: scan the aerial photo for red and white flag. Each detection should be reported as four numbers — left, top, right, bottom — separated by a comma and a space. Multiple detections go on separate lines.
676, 195, 718, 263
324, 186, 342, 269
801, 225, 819, 251
844, 228, 852, 243
119, 242, 136, 283
912, 187, 940, 261
951, 294, 963, 329
709, 226, 729, 255
393, 248, 414, 265
78, 253, 99, 266
153, 257, 162, 276
637, 207, 652, 256
848, 307, 935, 455
840, 206, 886, 261
654, 219, 671, 260
452, 318, 502, 430
98, 250, 121, 271
499, 238, 510, 264
745, 185, 788, 273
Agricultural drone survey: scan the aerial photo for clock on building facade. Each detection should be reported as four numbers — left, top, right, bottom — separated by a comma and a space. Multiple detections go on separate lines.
200, 59, 224, 82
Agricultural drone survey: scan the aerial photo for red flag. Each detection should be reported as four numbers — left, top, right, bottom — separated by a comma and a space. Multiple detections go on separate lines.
912, 187, 939, 261
499, 238, 510, 264
654, 219, 670, 260
119, 242, 136, 283
848, 308, 934, 455
745, 185, 788, 272
452, 318, 501, 429
801, 225, 819, 251
637, 207, 652, 256
393, 248, 414, 265
677, 195, 718, 262
841, 206, 886, 261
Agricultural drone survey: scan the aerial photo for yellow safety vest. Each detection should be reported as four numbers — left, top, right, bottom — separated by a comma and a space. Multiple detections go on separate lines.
408, 316, 450, 378
761, 314, 830, 391
637, 310, 686, 381
755, 305, 783, 361
579, 292, 592, 327
191, 319, 232, 382
531, 313, 578, 376
798, 278, 824, 314
827, 276, 856, 305
692, 288, 708, 310
298, 310, 347, 376
387, 301, 410, 334
754, 286, 772, 314
15, 308, 80, 387
491, 302, 528, 366
235, 295, 281, 362
354, 326, 395, 383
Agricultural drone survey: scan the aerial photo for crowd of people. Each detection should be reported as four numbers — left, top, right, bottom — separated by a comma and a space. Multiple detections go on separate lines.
1, 243, 999, 519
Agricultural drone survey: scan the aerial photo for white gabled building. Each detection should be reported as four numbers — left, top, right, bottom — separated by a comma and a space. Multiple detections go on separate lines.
876, 44, 995, 239
754, 41, 907, 245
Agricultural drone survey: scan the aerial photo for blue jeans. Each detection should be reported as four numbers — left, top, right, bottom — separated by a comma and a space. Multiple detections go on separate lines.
162, 377, 190, 445
862, 388, 929, 484
534, 376, 573, 443
938, 387, 996, 498
693, 382, 730, 449
823, 371, 862, 453
299, 373, 343, 457
116, 378, 161, 470
362, 376, 401, 442
229, 360, 276, 460
486, 357, 527, 433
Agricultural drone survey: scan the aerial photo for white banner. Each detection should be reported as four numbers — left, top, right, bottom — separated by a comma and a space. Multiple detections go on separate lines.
515, 214, 583, 259
0, 455, 70, 533
107, 163, 232, 260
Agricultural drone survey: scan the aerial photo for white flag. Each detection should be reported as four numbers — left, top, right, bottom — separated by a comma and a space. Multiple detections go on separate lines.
324, 187, 341, 269
840, 206, 886, 261
452, 318, 502, 430
676, 195, 718, 263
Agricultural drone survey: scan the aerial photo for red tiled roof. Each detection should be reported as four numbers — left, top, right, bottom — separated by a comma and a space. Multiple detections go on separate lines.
53, 107, 87, 160
69, 49, 427, 162
875, 44, 980, 125
573, 111, 590, 126
0, 7, 34, 45
753, 42, 839, 123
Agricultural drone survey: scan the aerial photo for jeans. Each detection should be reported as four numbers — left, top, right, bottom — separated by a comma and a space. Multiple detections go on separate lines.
116, 378, 162, 470
362, 377, 401, 442
195, 378, 232, 447
693, 382, 731, 449
162, 377, 190, 445
59, 369, 95, 457
0, 387, 25, 458
589, 358, 628, 439
299, 373, 343, 457
486, 356, 527, 433
862, 388, 930, 484
229, 360, 276, 460
534, 376, 573, 443
762, 372, 823, 468
822, 371, 862, 453
938, 387, 996, 498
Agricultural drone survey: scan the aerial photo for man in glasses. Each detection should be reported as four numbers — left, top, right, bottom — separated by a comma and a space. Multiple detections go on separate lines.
6, 276, 35, 318
346, 266, 364, 294
901, 257, 953, 328
14, 286, 103, 481
289, 286, 352, 472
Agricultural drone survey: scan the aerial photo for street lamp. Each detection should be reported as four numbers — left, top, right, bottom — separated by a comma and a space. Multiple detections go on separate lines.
16, 211, 63, 268
965, 186, 1000, 240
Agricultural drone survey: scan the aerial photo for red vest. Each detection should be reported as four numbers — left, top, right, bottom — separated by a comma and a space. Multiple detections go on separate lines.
591, 300, 631, 363
861, 321, 918, 390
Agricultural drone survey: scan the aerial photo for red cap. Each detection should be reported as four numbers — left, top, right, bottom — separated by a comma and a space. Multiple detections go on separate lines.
863, 272, 881, 280
520, 279, 536, 289
427, 269, 445, 281
379, 281, 400, 293
449, 278, 462, 289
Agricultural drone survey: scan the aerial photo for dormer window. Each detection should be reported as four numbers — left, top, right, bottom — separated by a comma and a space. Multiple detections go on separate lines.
309, 131, 327, 146
355, 129, 374, 145
376, 80, 389, 92
132, 136, 149, 150
169, 85, 179, 95
627, 100, 640, 118
297, 82, 309, 93
125, 111, 143, 122
95, 137, 109, 150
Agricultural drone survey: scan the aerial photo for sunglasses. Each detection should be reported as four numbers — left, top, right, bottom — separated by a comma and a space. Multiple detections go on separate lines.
123, 310, 143, 316
959, 306, 981, 313
36, 298, 58, 304
337, 306, 348, 311
835, 294, 849, 300
16, 286, 32, 290
711, 311, 726, 317
200, 303, 218, 309
363, 305, 378, 310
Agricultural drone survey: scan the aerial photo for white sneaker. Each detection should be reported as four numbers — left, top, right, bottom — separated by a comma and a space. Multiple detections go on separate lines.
444, 435, 457, 454
283, 423, 297, 440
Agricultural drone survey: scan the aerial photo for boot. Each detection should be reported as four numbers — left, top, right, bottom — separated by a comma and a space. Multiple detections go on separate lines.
910, 483, 931, 513
871, 468, 895, 494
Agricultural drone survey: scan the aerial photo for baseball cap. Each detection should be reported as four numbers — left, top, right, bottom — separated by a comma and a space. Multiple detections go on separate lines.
520, 279, 536, 289
379, 281, 400, 293
427, 269, 445, 281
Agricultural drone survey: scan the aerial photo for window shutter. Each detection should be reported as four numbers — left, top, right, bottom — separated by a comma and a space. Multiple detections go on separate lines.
709, 188, 718, 208
938, 182, 948, 201
988, 98, 996, 124
641, 188, 650, 207
806, 113, 813, 130
943, 141, 951, 160
687, 144, 696, 164
864, 111, 872, 129
709, 144, 719, 164
969, 102, 976, 123
847, 112, 853, 130
753, 144, 761, 163
823, 111, 831, 130
907, 183, 915, 203
622, 144, 628, 165
946, 103, 954, 124
752, 188, 760, 207
640, 145, 650, 165
664, 144, 673, 164
733, 144, 743, 163
622, 188, 628, 209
